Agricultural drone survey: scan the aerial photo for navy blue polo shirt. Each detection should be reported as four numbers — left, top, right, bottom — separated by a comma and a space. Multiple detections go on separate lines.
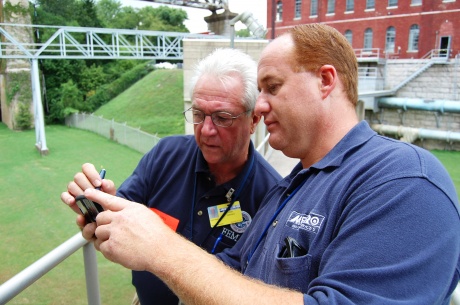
117, 135, 281, 305
218, 121, 460, 304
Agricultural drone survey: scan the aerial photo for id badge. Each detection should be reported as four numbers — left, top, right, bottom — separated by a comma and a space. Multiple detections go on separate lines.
208, 201, 243, 227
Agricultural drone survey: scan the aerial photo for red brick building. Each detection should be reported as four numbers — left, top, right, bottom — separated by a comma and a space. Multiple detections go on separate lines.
267, 0, 460, 59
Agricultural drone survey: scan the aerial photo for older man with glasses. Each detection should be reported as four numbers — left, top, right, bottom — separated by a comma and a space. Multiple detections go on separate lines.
61, 48, 281, 305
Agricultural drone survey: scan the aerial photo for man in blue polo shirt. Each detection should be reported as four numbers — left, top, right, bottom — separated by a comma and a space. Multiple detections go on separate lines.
74, 24, 459, 304
62, 48, 281, 304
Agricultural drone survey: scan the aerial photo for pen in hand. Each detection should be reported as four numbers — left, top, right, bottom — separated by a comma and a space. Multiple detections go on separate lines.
96, 168, 106, 190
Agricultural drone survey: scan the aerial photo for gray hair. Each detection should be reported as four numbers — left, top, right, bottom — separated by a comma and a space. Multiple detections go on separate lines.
189, 48, 258, 111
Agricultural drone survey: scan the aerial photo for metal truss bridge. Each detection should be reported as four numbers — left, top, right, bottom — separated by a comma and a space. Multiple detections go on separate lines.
0, 23, 223, 154
0, 23, 219, 60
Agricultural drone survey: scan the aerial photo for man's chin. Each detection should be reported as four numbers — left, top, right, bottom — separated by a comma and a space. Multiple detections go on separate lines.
268, 134, 284, 150
201, 148, 222, 162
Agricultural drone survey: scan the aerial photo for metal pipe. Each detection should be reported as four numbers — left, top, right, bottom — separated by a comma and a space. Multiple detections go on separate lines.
31, 59, 48, 154
83, 243, 101, 305
378, 97, 460, 113
229, 11, 267, 48
371, 124, 460, 143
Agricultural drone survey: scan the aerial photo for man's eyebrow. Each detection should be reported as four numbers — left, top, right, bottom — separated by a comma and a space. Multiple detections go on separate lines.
258, 74, 273, 86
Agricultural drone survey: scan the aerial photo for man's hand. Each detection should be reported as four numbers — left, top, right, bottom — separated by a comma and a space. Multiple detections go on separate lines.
61, 163, 116, 229
83, 188, 174, 271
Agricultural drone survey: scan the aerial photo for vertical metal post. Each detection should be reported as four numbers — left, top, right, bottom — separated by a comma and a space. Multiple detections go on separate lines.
83, 243, 101, 305
30, 59, 48, 154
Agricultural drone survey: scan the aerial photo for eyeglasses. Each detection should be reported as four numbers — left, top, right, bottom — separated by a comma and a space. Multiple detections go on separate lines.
183, 107, 251, 128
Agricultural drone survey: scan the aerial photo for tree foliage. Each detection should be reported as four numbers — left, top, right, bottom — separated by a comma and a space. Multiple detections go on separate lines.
31, 0, 189, 123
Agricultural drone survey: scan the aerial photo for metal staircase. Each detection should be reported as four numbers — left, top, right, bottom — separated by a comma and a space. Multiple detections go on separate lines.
391, 49, 450, 94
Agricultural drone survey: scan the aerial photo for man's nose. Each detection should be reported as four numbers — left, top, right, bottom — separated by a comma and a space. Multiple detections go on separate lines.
255, 94, 269, 117
200, 115, 218, 134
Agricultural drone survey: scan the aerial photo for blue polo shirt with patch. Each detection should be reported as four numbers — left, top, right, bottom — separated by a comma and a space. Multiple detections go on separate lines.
117, 135, 281, 305
218, 121, 460, 305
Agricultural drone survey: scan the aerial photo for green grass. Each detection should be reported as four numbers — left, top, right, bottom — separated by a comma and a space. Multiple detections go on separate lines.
431, 150, 460, 199
0, 123, 143, 305
94, 69, 185, 137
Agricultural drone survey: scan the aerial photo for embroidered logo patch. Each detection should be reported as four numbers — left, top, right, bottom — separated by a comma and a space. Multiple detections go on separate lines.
286, 211, 325, 233
230, 211, 252, 234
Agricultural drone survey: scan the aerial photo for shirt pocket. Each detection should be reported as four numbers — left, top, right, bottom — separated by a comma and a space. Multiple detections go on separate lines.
272, 244, 313, 292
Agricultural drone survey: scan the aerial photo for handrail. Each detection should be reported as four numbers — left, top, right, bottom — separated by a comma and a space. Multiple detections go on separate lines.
0, 232, 101, 305
354, 48, 382, 59
422, 48, 451, 60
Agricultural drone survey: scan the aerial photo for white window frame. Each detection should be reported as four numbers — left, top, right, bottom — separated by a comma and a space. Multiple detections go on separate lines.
346, 0, 354, 12
310, 0, 318, 16
295, 0, 302, 19
385, 26, 396, 53
364, 28, 373, 50
408, 24, 419, 51
276, 1, 283, 21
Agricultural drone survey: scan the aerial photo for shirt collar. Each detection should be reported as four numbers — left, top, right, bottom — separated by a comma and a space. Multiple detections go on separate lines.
286, 120, 376, 180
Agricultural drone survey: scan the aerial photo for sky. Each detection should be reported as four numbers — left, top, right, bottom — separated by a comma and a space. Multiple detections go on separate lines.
119, 0, 267, 33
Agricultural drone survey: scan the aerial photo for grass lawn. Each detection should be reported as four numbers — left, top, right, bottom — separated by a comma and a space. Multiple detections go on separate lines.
94, 69, 185, 137
431, 150, 460, 200
0, 123, 143, 305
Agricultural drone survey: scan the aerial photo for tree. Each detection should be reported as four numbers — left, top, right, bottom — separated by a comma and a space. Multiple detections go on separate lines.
145, 6, 188, 32
236, 28, 251, 37
34, 0, 79, 25
80, 64, 108, 97
95, 0, 122, 28
75, 0, 102, 28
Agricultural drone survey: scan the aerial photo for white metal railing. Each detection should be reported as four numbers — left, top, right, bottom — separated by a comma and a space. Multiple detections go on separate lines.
354, 48, 382, 59
0, 233, 101, 305
358, 66, 379, 78
422, 48, 451, 60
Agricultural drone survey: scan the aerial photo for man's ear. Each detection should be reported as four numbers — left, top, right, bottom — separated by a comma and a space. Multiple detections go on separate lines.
318, 65, 337, 99
250, 113, 261, 134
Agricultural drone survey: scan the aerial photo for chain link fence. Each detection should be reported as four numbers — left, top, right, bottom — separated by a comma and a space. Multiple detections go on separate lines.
65, 113, 161, 154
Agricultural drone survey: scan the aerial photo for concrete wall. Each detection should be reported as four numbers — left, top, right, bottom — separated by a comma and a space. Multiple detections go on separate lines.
385, 59, 460, 100
1, 0, 34, 129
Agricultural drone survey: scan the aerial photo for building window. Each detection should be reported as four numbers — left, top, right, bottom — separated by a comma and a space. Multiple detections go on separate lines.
385, 26, 396, 53
295, 0, 302, 18
411, 0, 422, 5
388, 0, 398, 6
276, 1, 283, 21
408, 24, 419, 51
327, 0, 335, 14
364, 28, 373, 50
366, 0, 375, 9
310, 0, 318, 16
346, 0, 354, 12
345, 30, 353, 46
